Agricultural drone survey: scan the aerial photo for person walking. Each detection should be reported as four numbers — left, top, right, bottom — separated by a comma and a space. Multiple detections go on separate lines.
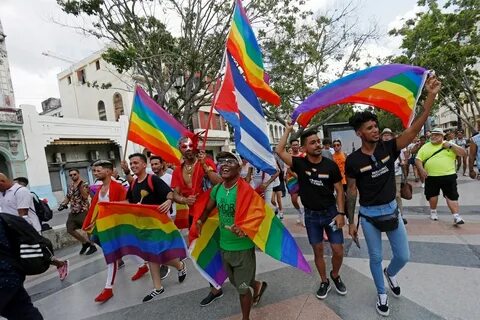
277, 128, 347, 300
58, 169, 97, 255
171, 136, 224, 307
346, 76, 441, 316
126, 153, 187, 302
286, 138, 306, 226
271, 154, 286, 219
415, 128, 467, 224
469, 132, 480, 179
454, 130, 468, 176
196, 151, 267, 320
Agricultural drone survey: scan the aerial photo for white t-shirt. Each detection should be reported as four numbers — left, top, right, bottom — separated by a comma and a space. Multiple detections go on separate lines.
159, 172, 175, 217
0, 183, 41, 233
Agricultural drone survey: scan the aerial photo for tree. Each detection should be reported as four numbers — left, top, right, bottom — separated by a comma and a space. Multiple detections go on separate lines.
389, 0, 480, 131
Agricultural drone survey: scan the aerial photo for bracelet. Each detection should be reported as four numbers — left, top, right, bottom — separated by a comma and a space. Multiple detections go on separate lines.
338, 212, 346, 216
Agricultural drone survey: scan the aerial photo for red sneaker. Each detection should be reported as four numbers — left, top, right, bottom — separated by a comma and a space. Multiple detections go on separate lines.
95, 288, 113, 303
131, 264, 149, 281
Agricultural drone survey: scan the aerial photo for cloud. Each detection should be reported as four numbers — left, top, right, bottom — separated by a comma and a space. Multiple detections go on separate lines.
0, 0, 105, 110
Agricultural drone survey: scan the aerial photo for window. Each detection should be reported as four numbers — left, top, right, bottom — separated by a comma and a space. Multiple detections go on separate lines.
67, 76, 72, 85
98, 101, 107, 121
113, 93, 124, 121
95, 60, 100, 70
77, 69, 86, 84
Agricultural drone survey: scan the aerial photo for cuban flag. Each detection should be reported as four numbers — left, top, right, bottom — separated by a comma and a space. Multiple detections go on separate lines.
214, 53, 277, 175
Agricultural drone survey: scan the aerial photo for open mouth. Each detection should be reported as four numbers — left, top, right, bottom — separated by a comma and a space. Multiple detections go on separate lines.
221, 167, 231, 174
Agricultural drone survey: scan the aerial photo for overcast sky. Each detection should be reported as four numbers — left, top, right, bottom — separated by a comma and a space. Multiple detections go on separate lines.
0, 0, 419, 111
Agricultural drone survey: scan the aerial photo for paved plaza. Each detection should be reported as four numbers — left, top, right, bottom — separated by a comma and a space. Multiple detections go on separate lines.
24, 175, 480, 320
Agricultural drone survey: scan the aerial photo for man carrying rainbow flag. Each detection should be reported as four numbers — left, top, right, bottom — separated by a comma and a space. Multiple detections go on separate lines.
196, 151, 268, 320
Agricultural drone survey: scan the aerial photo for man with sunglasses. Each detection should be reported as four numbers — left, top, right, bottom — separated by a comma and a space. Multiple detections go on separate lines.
345, 76, 441, 316
171, 136, 223, 306
196, 151, 267, 320
58, 168, 96, 255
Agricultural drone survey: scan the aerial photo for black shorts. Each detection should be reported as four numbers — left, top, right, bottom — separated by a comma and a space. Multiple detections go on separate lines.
424, 174, 459, 201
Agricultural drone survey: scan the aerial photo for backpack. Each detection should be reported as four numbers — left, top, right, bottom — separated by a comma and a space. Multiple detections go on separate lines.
129, 174, 154, 193
0, 212, 54, 275
31, 192, 53, 222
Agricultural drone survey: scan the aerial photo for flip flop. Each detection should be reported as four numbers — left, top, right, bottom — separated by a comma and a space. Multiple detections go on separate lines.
253, 281, 268, 306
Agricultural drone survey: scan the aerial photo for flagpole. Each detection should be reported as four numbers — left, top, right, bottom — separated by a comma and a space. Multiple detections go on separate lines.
203, 50, 228, 151
123, 85, 137, 160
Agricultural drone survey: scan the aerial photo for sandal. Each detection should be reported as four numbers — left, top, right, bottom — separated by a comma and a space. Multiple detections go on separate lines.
253, 281, 268, 306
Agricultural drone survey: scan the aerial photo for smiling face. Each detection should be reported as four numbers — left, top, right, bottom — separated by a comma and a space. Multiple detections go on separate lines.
129, 156, 147, 176
430, 133, 444, 145
333, 141, 342, 152
218, 157, 241, 182
291, 140, 300, 154
357, 120, 380, 143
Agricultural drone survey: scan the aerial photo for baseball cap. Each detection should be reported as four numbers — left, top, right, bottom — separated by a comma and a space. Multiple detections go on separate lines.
381, 128, 393, 136
216, 151, 242, 164
431, 128, 445, 135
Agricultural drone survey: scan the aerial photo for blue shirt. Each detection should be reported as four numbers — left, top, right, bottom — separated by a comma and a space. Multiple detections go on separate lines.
0, 220, 24, 289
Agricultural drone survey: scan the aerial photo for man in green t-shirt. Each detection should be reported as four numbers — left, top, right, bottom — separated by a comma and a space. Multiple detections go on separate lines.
197, 151, 267, 320
415, 128, 467, 224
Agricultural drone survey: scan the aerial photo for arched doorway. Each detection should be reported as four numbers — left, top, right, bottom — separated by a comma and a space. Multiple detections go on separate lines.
0, 152, 11, 177
98, 101, 107, 121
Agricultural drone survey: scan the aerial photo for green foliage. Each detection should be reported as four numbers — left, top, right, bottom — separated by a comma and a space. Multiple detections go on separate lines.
389, 0, 480, 129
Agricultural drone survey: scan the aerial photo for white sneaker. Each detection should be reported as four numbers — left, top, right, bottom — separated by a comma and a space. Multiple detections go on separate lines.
454, 215, 465, 225
430, 212, 438, 221
279, 212, 284, 220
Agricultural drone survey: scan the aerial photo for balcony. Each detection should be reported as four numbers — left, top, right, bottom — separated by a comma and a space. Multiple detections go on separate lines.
0, 108, 23, 125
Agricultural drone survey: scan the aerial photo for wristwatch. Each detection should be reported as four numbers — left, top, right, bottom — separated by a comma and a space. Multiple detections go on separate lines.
338, 212, 346, 216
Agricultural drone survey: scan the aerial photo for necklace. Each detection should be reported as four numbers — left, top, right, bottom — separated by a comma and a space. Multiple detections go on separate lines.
223, 179, 239, 196
183, 160, 197, 177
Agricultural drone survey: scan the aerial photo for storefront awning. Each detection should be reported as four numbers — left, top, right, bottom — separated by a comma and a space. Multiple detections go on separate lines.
50, 139, 115, 145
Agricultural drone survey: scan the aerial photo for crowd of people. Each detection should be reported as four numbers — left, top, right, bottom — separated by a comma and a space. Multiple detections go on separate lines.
1, 75, 480, 319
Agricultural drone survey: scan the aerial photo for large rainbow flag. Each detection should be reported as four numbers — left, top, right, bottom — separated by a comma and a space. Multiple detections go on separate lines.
96, 202, 187, 265
128, 86, 191, 166
291, 64, 429, 128
189, 180, 310, 288
226, 0, 280, 106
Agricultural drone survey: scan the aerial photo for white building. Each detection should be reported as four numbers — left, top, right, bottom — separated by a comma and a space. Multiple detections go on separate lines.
435, 102, 479, 137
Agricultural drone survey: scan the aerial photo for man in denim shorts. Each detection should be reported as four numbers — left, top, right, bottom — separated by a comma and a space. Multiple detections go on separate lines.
277, 127, 347, 300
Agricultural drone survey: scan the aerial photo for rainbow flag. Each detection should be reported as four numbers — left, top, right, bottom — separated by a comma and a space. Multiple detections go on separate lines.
189, 180, 310, 288
128, 86, 191, 166
226, 0, 280, 106
234, 179, 311, 273
96, 202, 187, 265
291, 64, 429, 128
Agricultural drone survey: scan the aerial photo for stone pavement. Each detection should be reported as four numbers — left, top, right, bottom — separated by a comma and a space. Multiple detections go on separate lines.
23, 175, 480, 320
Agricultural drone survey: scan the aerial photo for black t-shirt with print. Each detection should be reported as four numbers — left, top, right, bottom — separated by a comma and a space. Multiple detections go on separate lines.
127, 174, 172, 205
345, 139, 400, 206
291, 156, 342, 210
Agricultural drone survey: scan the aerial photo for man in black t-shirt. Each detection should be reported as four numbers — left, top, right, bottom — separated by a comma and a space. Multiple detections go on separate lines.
277, 127, 347, 301
345, 76, 441, 317
126, 153, 187, 303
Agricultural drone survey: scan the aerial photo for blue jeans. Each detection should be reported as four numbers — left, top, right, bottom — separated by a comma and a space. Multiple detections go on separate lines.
304, 206, 344, 245
359, 200, 410, 294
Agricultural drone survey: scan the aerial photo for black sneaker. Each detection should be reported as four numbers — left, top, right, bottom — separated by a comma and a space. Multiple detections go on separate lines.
177, 261, 187, 283
142, 288, 164, 302
376, 294, 389, 316
160, 265, 170, 280
315, 280, 331, 300
383, 268, 401, 297
402, 218, 408, 225
330, 271, 347, 295
85, 244, 97, 255
200, 289, 224, 307
79, 243, 89, 255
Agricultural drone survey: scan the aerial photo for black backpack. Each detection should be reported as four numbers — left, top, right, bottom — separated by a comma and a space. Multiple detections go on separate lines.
0, 213, 54, 275
31, 192, 53, 222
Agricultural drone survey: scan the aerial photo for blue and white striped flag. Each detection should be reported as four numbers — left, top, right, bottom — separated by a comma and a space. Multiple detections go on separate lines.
214, 53, 277, 175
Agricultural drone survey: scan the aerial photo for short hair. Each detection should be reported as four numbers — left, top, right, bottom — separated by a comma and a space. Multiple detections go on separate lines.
14, 177, 29, 186
419, 135, 426, 140
349, 111, 378, 131
128, 153, 147, 163
322, 138, 332, 146
92, 160, 113, 170
150, 155, 164, 163
289, 138, 299, 145
68, 168, 79, 174
177, 136, 190, 147
300, 130, 318, 146
333, 139, 342, 145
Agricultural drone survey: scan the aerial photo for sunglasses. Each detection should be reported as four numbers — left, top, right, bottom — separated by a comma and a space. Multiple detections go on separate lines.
218, 158, 238, 166
69, 174, 78, 177
333, 144, 341, 147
